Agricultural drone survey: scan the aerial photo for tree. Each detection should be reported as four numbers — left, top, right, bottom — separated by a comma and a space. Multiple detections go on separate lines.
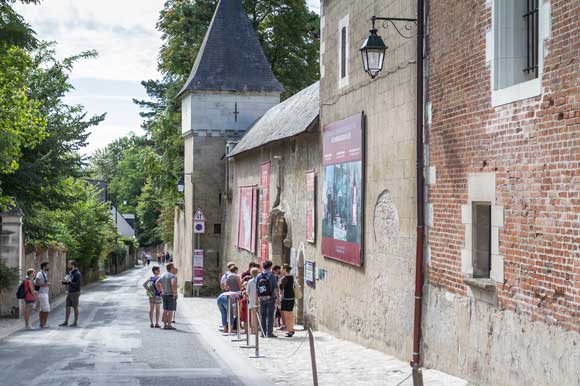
136, 178, 162, 247
0, 46, 46, 209
0, 44, 104, 213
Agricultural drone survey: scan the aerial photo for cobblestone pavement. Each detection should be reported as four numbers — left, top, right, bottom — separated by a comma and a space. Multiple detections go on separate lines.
179, 296, 475, 386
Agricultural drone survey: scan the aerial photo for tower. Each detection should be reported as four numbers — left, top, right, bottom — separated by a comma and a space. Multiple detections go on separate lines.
175, 0, 283, 293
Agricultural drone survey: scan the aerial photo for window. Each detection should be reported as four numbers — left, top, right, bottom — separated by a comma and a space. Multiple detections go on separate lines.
214, 224, 222, 234
338, 15, 349, 88
494, 0, 538, 90
472, 203, 492, 278
340, 26, 347, 79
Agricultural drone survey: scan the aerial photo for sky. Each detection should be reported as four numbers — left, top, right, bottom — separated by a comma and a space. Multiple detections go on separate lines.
15, 0, 320, 156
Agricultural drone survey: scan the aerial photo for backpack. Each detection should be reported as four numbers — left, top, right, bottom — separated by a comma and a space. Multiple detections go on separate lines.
293, 280, 303, 300
16, 282, 26, 299
257, 272, 273, 298
146, 277, 157, 298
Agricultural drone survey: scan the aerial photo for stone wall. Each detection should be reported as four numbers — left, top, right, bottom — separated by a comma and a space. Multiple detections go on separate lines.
426, 0, 580, 385
318, 0, 418, 360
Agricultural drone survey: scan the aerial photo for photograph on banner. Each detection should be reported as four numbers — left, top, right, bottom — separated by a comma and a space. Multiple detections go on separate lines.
321, 112, 364, 266
306, 170, 316, 243
237, 185, 258, 253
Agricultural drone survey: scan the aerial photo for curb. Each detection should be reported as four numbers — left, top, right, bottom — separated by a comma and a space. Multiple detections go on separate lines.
0, 278, 104, 341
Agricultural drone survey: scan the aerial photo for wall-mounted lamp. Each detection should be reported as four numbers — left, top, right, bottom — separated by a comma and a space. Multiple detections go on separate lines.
360, 16, 417, 79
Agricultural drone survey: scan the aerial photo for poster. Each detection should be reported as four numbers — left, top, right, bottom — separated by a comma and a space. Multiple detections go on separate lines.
305, 260, 316, 288
321, 112, 364, 266
193, 249, 204, 287
306, 171, 316, 243
237, 186, 258, 253
259, 162, 271, 237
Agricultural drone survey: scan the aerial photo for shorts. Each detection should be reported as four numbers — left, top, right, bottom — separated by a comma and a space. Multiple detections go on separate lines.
281, 299, 295, 312
66, 292, 80, 308
162, 295, 176, 311
37, 293, 50, 312
149, 296, 162, 305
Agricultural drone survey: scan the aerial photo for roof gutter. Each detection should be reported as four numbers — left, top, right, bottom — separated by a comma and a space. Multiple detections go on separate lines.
411, 0, 425, 384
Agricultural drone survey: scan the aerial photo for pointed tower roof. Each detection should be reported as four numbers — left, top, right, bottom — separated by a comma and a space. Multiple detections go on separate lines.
178, 0, 284, 98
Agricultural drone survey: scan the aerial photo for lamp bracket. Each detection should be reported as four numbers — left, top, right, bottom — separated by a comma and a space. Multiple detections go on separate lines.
371, 16, 417, 39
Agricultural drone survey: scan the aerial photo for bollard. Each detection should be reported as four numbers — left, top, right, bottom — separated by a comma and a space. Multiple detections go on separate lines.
231, 297, 244, 342
240, 299, 255, 349
308, 328, 319, 386
250, 312, 265, 358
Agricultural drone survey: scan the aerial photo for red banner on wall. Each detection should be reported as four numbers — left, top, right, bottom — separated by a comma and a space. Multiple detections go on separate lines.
237, 186, 257, 253
321, 113, 364, 266
260, 162, 271, 238
260, 239, 269, 262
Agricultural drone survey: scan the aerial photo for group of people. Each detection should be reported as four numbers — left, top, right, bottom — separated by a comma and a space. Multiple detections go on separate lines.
217, 259, 298, 339
142, 263, 179, 330
17, 260, 82, 330
143, 251, 172, 266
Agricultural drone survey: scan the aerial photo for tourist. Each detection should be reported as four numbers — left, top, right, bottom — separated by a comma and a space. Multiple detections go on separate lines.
146, 253, 151, 266
241, 261, 259, 281
245, 267, 259, 334
272, 265, 282, 328
35, 262, 51, 328
256, 260, 279, 338
156, 263, 177, 330
216, 292, 235, 333
225, 265, 242, 293
143, 266, 162, 328
220, 261, 235, 290
22, 269, 36, 330
59, 260, 81, 327
279, 264, 295, 337
165, 251, 171, 263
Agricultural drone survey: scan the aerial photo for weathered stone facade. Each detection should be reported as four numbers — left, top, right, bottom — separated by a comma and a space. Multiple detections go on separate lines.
425, 0, 580, 385
315, 0, 419, 360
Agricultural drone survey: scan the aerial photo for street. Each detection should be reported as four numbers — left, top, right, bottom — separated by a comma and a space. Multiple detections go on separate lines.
0, 268, 249, 386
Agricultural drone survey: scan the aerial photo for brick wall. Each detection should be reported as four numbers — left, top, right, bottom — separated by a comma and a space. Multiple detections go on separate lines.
427, 0, 579, 335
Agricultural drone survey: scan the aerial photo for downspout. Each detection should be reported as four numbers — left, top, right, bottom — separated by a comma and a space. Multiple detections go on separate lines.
411, 0, 425, 384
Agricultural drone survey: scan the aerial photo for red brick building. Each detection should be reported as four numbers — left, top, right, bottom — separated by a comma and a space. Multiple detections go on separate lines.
424, 1, 579, 385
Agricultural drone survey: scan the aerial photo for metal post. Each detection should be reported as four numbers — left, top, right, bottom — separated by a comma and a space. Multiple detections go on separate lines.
240, 299, 255, 348
232, 297, 244, 342
308, 328, 319, 386
226, 295, 232, 336
250, 312, 264, 358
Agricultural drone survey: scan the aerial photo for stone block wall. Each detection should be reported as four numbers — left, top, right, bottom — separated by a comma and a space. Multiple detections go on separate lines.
317, 0, 418, 359
426, 0, 580, 385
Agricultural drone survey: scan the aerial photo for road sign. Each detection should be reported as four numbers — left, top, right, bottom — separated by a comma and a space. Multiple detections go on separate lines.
193, 208, 207, 221
194, 220, 206, 234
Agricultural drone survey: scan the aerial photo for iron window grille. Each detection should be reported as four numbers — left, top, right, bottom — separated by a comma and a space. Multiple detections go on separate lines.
523, 0, 539, 75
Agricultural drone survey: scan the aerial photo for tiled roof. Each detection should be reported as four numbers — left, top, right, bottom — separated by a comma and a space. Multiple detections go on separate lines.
228, 82, 319, 156
177, 0, 284, 97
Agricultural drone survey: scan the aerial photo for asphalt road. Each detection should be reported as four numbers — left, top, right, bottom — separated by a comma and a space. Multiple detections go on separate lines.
0, 267, 245, 386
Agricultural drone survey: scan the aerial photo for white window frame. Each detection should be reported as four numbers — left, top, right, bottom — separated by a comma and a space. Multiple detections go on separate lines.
487, 0, 551, 107
338, 14, 349, 89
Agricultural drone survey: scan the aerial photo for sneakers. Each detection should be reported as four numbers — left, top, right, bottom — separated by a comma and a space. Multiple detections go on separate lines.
59, 322, 68, 327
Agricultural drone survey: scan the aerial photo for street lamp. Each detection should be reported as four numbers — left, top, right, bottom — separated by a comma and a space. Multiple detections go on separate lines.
177, 176, 185, 193
360, 24, 387, 79
360, 16, 417, 79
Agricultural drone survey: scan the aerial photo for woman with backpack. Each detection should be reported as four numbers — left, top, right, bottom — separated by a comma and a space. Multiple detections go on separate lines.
21, 268, 37, 330
142, 266, 162, 328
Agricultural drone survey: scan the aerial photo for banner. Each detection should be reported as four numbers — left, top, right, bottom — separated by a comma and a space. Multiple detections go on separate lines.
321, 112, 364, 266
259, 162, 271, 237
260, 239, 269, 262
306, 171, 316, 243
193, 249, 204, 287
237, 186, 258, 253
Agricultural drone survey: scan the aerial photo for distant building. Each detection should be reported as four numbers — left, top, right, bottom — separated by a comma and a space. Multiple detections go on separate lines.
173, 0, 283, 292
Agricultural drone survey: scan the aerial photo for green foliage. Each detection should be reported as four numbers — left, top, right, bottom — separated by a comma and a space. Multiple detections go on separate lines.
136, 178, 162, 247
0, 261, 18, 290
0, 1, 38, 52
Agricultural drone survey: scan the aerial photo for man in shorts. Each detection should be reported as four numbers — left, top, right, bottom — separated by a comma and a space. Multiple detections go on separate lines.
35, 262, 51, 328
156, 263, 177, 330
60, 260, 81, 327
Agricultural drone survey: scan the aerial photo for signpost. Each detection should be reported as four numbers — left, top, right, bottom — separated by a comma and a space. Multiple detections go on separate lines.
193, 208, 207, 234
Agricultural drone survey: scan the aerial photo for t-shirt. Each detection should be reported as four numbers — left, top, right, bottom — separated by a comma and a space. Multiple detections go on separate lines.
280, 275, 295, 300
35, 271, 49, 295
226, 273, 241, 292
220, 271, 230, 288
246, 278, 258, 308
158, 272, 176, 295
67, 269, 82, 293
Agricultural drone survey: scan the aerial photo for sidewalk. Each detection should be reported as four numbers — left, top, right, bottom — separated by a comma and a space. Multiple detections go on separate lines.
179, 297, 474, 386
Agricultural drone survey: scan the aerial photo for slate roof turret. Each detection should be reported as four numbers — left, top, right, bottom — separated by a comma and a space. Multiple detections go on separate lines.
178, 0, 284, 98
